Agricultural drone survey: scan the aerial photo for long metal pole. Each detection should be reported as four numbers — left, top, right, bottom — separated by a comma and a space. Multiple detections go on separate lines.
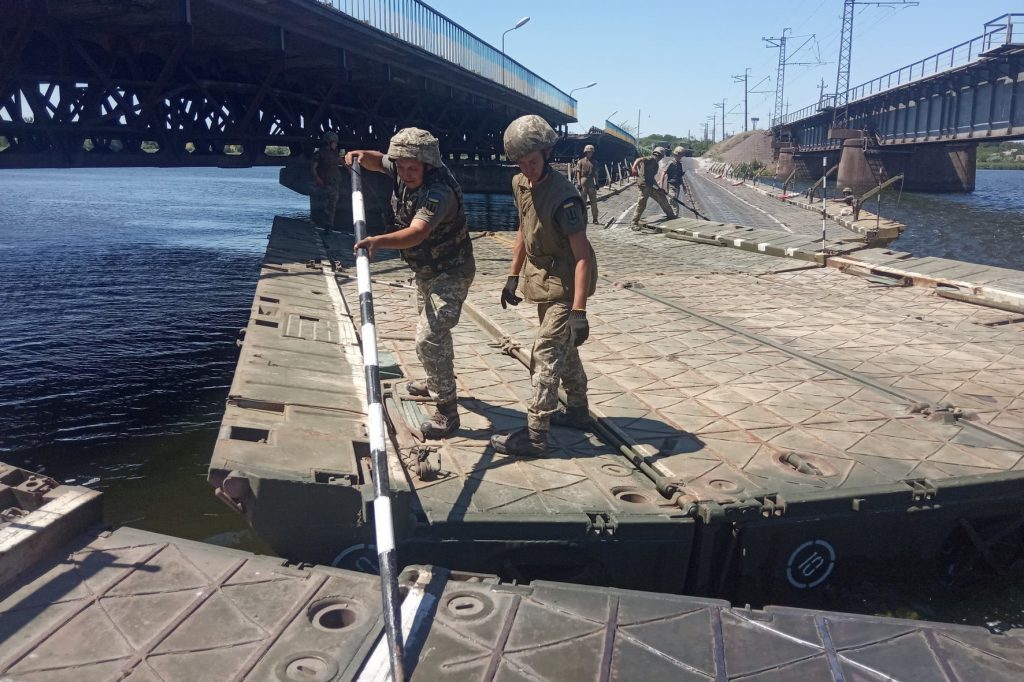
351, 161, 405, 682
821, 156, 827, 251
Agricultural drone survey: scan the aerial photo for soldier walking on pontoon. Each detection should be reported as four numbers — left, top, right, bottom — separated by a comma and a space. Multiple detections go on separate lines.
630, 146, 675, 225
491, 115, 598, 458
346, 128, 475, 439
311, 131, 341, 231
576, 144, 600, 224
666, 146, 686, 204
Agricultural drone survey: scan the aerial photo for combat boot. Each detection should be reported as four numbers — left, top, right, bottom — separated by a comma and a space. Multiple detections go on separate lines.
420, 401, 460, 439
490, 427, 547, 457
405, 379, 429, 398
549, 405, 591, 430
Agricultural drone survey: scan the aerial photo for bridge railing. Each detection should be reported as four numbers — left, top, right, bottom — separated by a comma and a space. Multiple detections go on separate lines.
604, 120, 636, 146
774, 13, 1024, 127
319, 0, 576, 119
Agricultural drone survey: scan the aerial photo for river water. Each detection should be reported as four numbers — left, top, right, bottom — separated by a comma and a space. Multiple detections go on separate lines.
1, 166, 1022, 629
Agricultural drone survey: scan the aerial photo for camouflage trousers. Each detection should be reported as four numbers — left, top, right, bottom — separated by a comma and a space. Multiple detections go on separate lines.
527, 301, 588, 432
581, 182, 599, 223
321, 181, 340, 229
414, 259, 475, 405
668, 182, 682, 203
632, 184, 674, 223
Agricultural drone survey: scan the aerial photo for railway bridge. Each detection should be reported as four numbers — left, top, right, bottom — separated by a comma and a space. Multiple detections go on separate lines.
771, 14, 1024, 192
0, 0, 577, 169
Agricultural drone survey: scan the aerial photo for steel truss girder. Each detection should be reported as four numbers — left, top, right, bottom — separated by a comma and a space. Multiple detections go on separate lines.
0, 13, 520, 167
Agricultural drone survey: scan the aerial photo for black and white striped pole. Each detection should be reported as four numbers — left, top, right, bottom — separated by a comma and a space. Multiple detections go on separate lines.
351, 161, 405, 682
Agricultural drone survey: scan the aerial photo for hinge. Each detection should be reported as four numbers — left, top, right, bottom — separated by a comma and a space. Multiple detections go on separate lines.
585, 512, 617, 536
904, 478, 937, 502
755, 493, 787, 517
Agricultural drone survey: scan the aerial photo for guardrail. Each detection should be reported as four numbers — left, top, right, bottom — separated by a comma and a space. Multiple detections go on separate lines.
604, 119, 637, 146
773, 13, 1024, 127
318, 0, 576, 119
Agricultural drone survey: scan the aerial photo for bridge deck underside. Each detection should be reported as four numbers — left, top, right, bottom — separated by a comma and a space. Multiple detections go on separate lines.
0, 0, 571, 168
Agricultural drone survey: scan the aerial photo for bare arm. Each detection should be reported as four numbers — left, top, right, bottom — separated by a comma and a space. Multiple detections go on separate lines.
630, 158, 643, 175
567, 230, 594, 311
344, 149, 385, 172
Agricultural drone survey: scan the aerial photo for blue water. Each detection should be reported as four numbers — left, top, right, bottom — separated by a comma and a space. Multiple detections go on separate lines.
1, 166, 1022, 628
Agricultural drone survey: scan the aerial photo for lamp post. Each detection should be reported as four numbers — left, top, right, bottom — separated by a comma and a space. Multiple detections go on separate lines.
569, 81, 597, 99
501, 16, 530, 54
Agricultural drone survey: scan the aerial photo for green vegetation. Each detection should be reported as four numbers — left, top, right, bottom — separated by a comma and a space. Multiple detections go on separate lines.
638, 133, 712, 157
977, 141, 1024, 170
732, 159, 768, 180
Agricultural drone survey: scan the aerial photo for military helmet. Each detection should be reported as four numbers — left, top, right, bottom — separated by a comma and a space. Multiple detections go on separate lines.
503, 115, 559, 161
652, 147, 665, 158
321, 130, 338, 144
583, 144, 595, 153
388, 127, 443, 167
673, 146, 685, 155
842, 186, 853, 193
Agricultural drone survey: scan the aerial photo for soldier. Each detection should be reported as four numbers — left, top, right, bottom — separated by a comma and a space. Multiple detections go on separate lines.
346, 128, 475, 439
666, 146, 687, 204
490, 115, 598, 458
311, 131, 341, 231
630, 147, 675, 225
576, 144, 600, 224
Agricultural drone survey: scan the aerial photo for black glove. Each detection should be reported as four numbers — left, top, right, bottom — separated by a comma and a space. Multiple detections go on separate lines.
500, 275, 522, 309
568, 309, 589, 347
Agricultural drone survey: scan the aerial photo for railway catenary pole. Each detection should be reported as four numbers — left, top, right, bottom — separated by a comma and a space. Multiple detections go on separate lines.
350, 161, 406, 682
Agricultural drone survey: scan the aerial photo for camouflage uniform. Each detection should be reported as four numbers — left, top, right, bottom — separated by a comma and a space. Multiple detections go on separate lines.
632, 154, 674, 224
576, 156, 600, 223
313, 143, 341, 228
666, 156, 685, 203
511, 170, 595, 433
381, 150, 474, 405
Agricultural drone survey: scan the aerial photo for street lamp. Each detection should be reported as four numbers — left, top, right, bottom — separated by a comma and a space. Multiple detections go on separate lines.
569, 82, 597, 98
501, 16, 530, 54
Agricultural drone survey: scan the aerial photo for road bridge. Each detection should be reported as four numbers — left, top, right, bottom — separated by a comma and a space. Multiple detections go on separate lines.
0, 0, 576, 168
771, 14, 1024, 192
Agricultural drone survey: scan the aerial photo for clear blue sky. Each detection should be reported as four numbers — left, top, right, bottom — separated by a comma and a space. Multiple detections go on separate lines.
427, 0, 1015, 138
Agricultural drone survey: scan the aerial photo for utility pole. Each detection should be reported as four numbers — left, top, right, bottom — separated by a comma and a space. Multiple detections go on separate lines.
713, 100, 726, 142
818, 78, 828, 107
637, 108, 641, 145
834, 0, 918, 126
763, 28, 819, 125
732, 69, 749, 132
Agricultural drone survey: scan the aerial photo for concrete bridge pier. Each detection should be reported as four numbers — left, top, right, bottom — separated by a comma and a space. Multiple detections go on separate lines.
775, 148, 837, 184
837, 138, 977, 193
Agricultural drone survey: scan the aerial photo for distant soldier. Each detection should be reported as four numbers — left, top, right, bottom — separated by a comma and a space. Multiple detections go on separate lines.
491, 115, 598, 458
838, 187, 855, 206
630, 147, 675, 225
666, 146, 687, 204
311, 131, 341, 231
346, 128, 475, 439
576, 144, 600, 224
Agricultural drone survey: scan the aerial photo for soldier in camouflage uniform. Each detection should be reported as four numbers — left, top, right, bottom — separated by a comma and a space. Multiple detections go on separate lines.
576, 144, 600, 224
630, 146, 675, 225
491, 115, 598, 458
311, 131, 341, 231
346, 128, 475, 439
666, 146, 686, 204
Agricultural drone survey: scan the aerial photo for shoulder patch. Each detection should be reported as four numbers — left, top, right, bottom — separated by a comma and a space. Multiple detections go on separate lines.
562, 199, 580, 225
424, 189, 442, 214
